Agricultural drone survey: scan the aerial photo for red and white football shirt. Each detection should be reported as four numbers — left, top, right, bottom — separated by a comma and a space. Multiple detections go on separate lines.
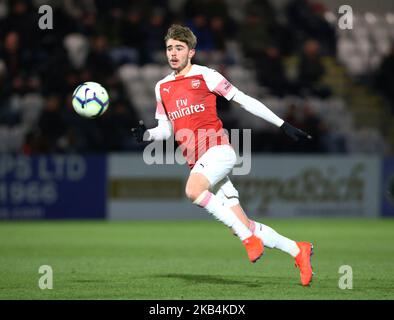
154, 64, 238, 168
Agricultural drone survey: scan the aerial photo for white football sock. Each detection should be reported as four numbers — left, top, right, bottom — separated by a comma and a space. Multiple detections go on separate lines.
194, 191, 252, 241
250, 220, 300, 257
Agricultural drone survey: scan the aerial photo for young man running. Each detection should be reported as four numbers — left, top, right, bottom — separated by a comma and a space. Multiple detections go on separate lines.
132, 24, 314, 286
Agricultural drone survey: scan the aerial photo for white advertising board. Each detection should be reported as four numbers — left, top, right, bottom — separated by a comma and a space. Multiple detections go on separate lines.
108, 154, 380, 219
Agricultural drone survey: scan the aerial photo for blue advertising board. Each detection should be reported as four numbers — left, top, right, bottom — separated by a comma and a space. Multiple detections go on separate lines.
0, 155, 106, 219
381, 158, 394, 217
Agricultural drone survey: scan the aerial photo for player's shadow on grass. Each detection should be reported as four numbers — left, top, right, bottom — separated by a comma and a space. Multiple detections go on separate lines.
155, 273, 264, 288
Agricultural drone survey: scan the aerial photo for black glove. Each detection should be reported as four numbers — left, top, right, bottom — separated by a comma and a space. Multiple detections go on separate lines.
131, 120, 147, 143
280, 121, 312, 142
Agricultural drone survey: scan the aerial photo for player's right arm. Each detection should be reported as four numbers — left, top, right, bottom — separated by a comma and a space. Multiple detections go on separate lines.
145, 119, 172, 141
131, 82, 172, 143
146, 82, 172, 140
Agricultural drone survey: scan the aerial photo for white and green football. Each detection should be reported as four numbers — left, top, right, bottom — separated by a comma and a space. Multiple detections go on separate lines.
72, 82, 109, 118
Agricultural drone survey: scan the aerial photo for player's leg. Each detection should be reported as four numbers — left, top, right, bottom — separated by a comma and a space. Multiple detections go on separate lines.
186, 145, 263, 263
210, 176, 251, 229
214, 176, 303, 256
236, 207, 300, 257
185, 172, 252, 241
247, 208, 314, 285
214, 177, 314, 285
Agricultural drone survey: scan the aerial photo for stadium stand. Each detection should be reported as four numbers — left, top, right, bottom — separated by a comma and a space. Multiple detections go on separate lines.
0, 0, 392, 154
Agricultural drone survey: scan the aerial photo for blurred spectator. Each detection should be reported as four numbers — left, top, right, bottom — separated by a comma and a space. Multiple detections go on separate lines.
204, 0, 229, 19
39, 45, 71, 96
63, 33, 89, 69
244, 0, 277, 31
121, 8, 145, 49
101, 4, 124, 46
204, 0, 237, 42
1, 31, 26, 79
0, 59, 6, 102
296, 39, 331, 98
1, 0, 38, 49
35, 94, 67, 152
375, 44, 394, 113
22, 130, 48, 154
210, 16, 226, 51
286, 0, 336, 55
255, 45, 291, 97
183, 0, 206, 19
119, 7, 145, 64
142, 7, 168, 64
63, 0, 96, 20
74, 12, 98, 37
308, 1, 337, 56
238, 11, 271, 62
186, 14, 214, 52
244, 0, 292, 53
86, 35, 115, 85
0, 30, 40, 101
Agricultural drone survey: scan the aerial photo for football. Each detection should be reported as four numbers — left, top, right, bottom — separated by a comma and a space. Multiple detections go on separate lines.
72, 82, 109, 118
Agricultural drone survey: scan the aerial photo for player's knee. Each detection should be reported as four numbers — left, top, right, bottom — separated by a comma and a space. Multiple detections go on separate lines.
185, 185, 205, 202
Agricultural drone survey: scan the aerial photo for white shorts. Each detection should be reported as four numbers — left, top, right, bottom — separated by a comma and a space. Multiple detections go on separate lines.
190, 144, 236, 186
191, 145, 240, 207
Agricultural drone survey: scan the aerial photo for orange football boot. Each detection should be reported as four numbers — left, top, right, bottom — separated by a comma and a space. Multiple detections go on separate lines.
243, 235, 264, 263
294, 242, 314, 286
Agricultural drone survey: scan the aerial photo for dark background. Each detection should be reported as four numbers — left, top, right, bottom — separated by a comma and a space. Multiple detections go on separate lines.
0, 0, 393, 155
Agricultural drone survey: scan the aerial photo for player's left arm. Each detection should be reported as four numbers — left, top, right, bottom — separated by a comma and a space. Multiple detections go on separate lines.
204, 68, 311, 142
231, 90, 312, 142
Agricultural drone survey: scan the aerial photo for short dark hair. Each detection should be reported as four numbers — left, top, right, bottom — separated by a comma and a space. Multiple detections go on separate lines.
164, 24, 197, 49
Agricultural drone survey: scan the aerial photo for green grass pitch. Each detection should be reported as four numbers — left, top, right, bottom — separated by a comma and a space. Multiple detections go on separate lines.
0, 218, 393, 300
